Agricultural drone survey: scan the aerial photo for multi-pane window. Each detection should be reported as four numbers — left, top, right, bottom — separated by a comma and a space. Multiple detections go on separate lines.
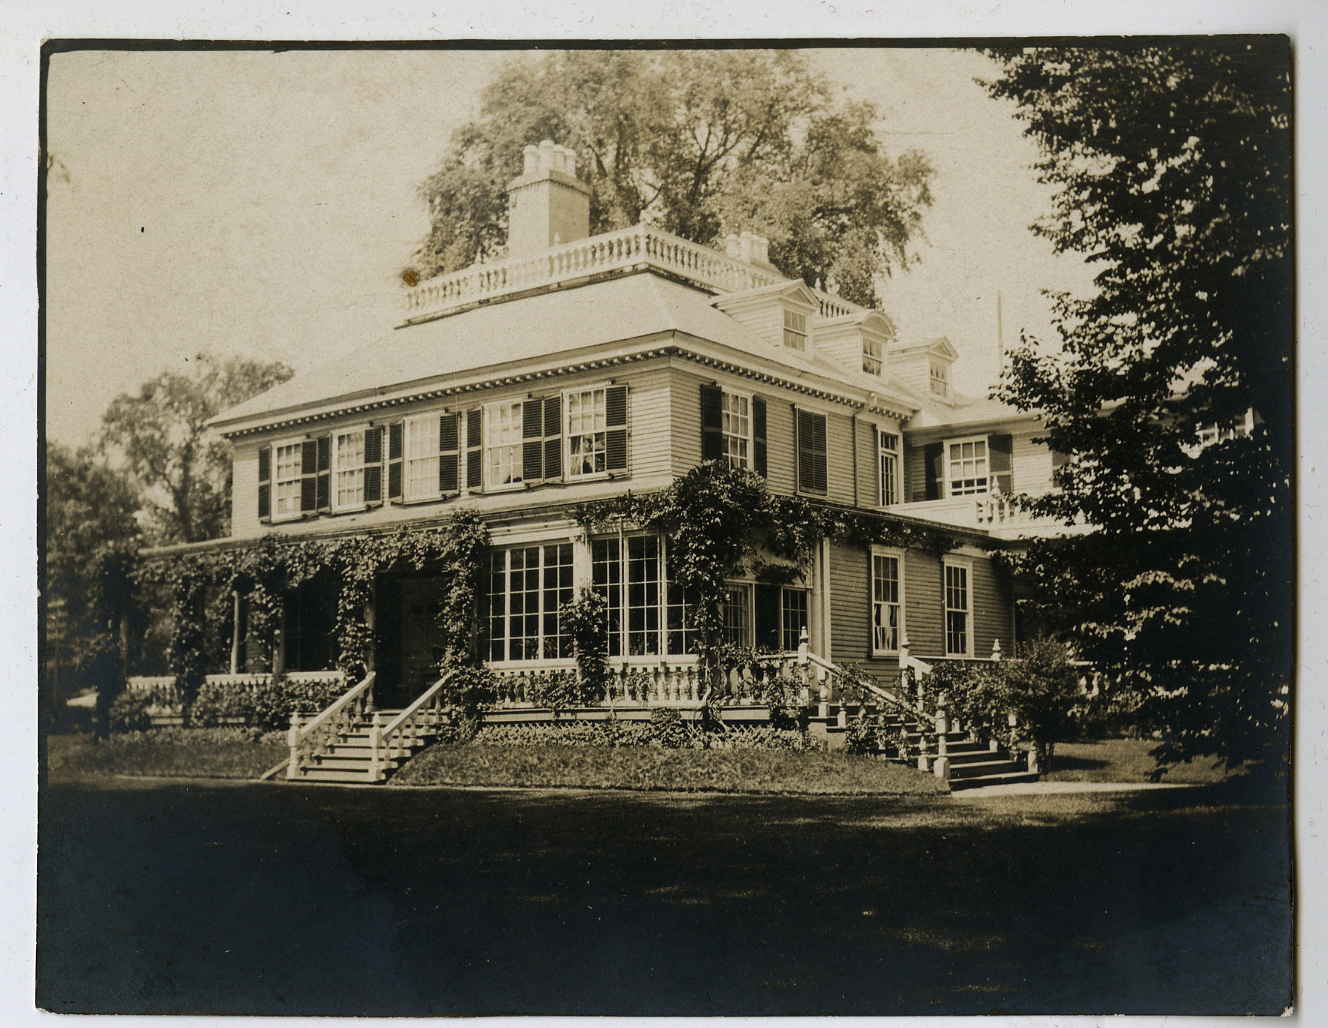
721, 391, 750, 469
487, 543, 574, 661
783, 308, 808, 350
930, 360, 948, 396
566, 387, 607, 477
863, 336, 883, 375
626, 536, 662, 656
781, 588, 808, 652
592, 535, 698, 658
486, 401, 524, 488
872, 550, 902, 654
592, 539, 624, 657
944, 562, 970, 657
334, 430, 366, 509
274, 443, 303, 518
947, 438, 989, 496
721, 585, 751, 647
405, 414, 439, 500
879, 431, 899, 506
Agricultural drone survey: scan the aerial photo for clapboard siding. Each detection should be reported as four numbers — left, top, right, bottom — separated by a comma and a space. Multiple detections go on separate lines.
971, 554, 1013, 658
1012, 428, 1054, 496
231, 441, 262, 538
828, 540, 870, 663
624, 366, 670, 480
905, 441, 928, 503
904, 550, 945, 656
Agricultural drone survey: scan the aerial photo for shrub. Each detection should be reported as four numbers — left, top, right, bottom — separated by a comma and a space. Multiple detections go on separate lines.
247, 677, 348, 732
107, 691, 153, 733
560, 589, 609, 699
998, 638, 1080, 770
188, 680, 256, 727
649, 707, 692, 749
442, 664, 498, 717
530, 669, 590, 711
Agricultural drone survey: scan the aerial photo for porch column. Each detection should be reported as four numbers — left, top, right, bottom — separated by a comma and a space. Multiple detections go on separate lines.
272, 604, 286, 677
365, 580, 376, 673
817, 538, 833, 661
571, 528, 592, 593
229, 590, 243, 675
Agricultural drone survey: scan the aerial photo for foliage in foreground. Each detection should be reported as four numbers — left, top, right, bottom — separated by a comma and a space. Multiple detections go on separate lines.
48, 730, 287, 780
980, 43, 1292, 772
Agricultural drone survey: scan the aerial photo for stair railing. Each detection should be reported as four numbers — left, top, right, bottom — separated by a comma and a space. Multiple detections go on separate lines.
368, 669, 459, 782
286, 671, 376, 780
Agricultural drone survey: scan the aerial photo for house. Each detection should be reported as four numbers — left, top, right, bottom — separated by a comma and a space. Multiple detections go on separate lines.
151, 140, 1072, 782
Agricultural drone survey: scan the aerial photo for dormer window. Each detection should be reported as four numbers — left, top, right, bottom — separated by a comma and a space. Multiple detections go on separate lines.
783, 308, 808, 351
930, 360, 949, 396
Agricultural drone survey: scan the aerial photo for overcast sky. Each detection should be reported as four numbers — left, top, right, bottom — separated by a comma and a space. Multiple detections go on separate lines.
44, 45, 1096, 446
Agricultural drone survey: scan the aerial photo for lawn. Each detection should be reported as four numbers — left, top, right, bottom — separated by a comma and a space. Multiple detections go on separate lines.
391, 742, 947, 794
47, 729, 288, 780
1043, 738, 1252, 785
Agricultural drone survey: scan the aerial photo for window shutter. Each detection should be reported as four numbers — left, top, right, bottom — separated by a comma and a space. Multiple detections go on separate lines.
754, 582, 780, 651
542, 395, 562, 481
387, 422, 404, 500
439, 413, 460, 494
605, 384, 628, 472
466, 409, 483, 491
1051, 448, 1070, 468
752, 395, 767, 477
700, 383, 723, 462
797, 409, 827, 493
812, 414, 827, 493
872, 425, 882, 505
315, 435, 331, 511
363, 426, 384, 504
988, 433, 1013, 495
522, 398, 544, 483
924, 441, 943, 500
257, 445, 271, 521
300, 440, 318, 513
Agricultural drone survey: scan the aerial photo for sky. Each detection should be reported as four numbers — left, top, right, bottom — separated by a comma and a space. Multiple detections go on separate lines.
43, 45, 1097, 447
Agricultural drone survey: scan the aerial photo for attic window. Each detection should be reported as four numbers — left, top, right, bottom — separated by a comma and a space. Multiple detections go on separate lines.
930, 360, 949, 396
783, 309, 808, 351
863, 336, 883, 376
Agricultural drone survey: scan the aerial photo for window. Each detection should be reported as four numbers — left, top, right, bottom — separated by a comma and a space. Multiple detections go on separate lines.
783, 308, 808, 350
405, 414, 439, 500
565, 387, 607, 477
944, 560, 972, 657
273, 443, 303, 519
796, 409, 828, 493
878, 430, 899, 506
947, 437, 989, 496
721, 585, 751, 646
930, 360, 948, 396
486, 401, 524, 488
626, 536, 662, 656
781, 588, 808, 652
721, 391, 750, 469
863, 336, 883, 376
334, 429, 366, 509
871, 548, 903, 655
487, 543, 574, 661
592, 534, 698, 658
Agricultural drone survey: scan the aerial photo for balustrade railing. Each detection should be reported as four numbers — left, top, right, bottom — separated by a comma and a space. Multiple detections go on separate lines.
287, 671, 375, 780
368, 669, 457, 782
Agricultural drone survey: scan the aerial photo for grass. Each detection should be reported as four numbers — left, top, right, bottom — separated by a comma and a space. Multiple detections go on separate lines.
47, 729, 288, 780
390, 742, 949, 795
1043, 738, 1249, 784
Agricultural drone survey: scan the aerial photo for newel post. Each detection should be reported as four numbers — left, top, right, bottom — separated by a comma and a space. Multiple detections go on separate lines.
286, 712, 301, 780
991, 638, 1002, 662
933, 691, 950, 781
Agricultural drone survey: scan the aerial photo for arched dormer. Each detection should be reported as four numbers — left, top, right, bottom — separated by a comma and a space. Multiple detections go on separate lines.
816, 309, 897, 378
710, 280, 820, 355
886, 336, 961, 403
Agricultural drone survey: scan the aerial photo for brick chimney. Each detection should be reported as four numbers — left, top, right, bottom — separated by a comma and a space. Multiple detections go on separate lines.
506, 139, 592, 258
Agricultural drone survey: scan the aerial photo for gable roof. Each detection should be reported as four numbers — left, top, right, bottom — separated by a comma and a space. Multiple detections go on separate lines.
886, 336, 962, 362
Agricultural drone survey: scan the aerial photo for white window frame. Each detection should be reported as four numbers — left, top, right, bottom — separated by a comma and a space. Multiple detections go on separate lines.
484, 399, 525, 491
486, 541, 576, 664
943, 556, 974, 658
782, 307, 809, 351
930, 360, 949, 396
271, 440, 304, 523
780, 586, 810, 652
332, 424, 369, 513
870, 545, 905, 657
721, 582, 753, 647
863, 335, 883, 376
720, 387, 753, 471
878, 428, 900, 507
591, 533, 701, 660
404, 412, 442, 502
563, 383, 610, 481
945, 435, 990, 498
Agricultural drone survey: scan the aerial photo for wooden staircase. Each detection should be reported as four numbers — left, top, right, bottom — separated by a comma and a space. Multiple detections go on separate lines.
891, 717, 1038, 790
290, 710, 411, 783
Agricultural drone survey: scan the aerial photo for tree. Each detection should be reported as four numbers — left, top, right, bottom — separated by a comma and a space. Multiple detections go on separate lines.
981, 42, 1293, 771
100, 353, 293, 544
414, 50, 933, 308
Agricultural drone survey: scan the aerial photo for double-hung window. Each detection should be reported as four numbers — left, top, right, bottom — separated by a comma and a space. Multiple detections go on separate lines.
405, 414, 440, 501
863, 336, 883, 376
946, 437, 989, 497
943, 558, 972, 657
878, 430, 899, 506
333, 429, 366, 510
783, 308, 808, 350
871, 547, 903, 655
486, 401, 524, 488
780, 588, 808, 652
565, 387, 607, 477
273, 443, 303, 520
721, 391, 751, 469
930, 360, 948, 397
487, 543, 574, 661
722, 584, 752, 646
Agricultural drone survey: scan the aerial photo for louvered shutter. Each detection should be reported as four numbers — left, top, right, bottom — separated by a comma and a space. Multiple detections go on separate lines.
300, 440, 318, 513
465, 409, 483, 491
387, 422, 404, 500
257, 445, 271, 521
700, 383, 723, 462
605, 385, 628, 472
988, 433, 1013, 495
1051, 448, 1070, 468
923, 441, 944, 500
363, 426, 384, 504
522, 399, 544, 483
315, 435, 331, 511
811, 414, 827, 493
872, 425, 882, 505
796, 409, 827, 493
439, 413, 460, 494
752, 395, 767, 477
543, 395, 562, 481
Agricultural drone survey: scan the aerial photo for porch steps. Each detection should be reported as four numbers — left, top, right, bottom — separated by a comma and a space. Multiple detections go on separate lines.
286, 710, 432, 785
877, 716, 1039, 790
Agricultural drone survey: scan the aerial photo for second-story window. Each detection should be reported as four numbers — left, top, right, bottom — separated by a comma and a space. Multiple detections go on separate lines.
947, 437, 988, 496
273, 442, 303, 519
334, 429, 366, 509
405, 414, 439, 500
783, 308, 808, 350
878, 430, 899, 506
566, 387, 607, 477
486, 401, 524, 488
721, 391, 750, 469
